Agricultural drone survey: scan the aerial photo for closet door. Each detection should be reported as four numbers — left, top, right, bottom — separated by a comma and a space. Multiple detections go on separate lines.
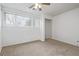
45, 19, 52, 39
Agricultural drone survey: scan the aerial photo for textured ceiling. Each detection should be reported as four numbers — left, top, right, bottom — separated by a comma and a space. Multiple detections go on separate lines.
1, 3, 79, 17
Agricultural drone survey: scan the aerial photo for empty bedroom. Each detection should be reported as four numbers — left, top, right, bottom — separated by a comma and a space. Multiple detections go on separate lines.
0, 3, 79, 56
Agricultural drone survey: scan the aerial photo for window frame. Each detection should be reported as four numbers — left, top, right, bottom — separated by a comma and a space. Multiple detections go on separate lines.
5, 13, 33, 27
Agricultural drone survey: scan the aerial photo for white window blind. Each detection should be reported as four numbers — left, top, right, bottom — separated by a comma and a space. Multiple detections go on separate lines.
5, 13, 32, 27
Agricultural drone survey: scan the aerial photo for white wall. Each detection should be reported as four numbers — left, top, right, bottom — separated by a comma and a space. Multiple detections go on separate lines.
3, 27, 42, 46
2, 7, 45, 47
52, 8, 79, 46
0, 6, 1, 52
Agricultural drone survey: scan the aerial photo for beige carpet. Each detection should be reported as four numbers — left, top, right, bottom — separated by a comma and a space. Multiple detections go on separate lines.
1, 39, 79, 56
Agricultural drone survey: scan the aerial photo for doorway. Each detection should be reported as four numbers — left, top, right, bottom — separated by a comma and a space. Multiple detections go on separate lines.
45, 18, 52, 40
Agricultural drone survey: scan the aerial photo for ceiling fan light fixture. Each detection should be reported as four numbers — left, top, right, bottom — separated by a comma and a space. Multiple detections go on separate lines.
34, 3, 39, 9
38, 4, 42, 8
29, 3, 50, 11
32, 3, 42, 11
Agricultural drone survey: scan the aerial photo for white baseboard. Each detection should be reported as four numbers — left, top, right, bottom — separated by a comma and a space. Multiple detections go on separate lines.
3, 39, 41, 47
40, 36, 45, 41
51, 37, 79, 47
40, 39, 45, 41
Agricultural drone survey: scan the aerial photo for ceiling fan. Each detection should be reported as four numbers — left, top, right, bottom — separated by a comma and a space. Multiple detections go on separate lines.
29, 3, 50, 11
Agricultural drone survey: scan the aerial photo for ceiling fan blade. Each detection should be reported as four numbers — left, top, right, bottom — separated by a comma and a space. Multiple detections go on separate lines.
29, 4, 35, 8
41, 3, 50, 5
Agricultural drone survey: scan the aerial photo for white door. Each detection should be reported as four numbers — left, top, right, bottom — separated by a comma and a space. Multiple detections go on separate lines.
45, 19, 52, 39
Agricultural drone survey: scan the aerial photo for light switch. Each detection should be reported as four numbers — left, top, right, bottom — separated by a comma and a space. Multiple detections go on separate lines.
76, 41, 79, 47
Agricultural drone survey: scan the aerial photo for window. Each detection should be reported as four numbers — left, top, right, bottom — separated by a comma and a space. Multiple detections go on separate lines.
5, 13, 32, 27
6, 14, 15, 25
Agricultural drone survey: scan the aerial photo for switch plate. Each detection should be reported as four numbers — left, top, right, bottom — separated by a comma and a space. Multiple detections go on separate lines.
76, 41, 79, 47
77, 41, 79, 42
